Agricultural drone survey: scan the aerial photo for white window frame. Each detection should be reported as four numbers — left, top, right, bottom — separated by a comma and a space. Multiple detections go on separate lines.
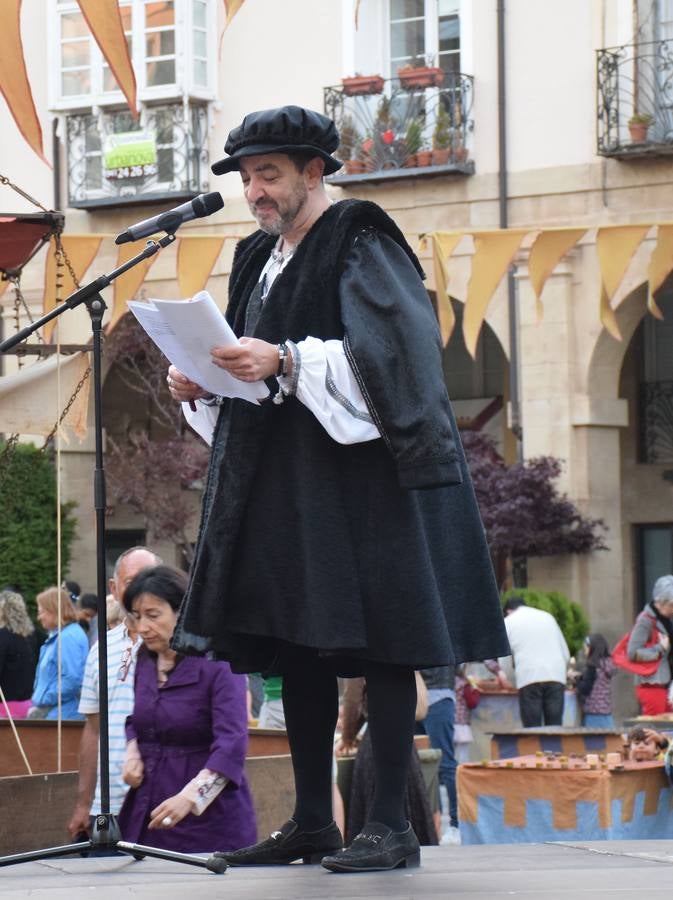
387, 0, 461, 78
48, 0, 217, 112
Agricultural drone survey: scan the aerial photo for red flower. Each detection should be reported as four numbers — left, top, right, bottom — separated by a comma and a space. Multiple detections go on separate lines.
382, 129, 394, 145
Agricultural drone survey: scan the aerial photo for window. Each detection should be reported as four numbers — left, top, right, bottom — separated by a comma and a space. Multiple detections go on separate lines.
635, 524, 673, 610
389, 0, 460, 78
51, 0, 216, 109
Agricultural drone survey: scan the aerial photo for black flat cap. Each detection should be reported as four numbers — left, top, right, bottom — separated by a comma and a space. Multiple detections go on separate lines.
212, 105, 343, 175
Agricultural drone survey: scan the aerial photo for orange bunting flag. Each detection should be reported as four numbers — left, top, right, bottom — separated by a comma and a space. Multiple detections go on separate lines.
527, 229, 586, 323
43, 236, 103, 341
595, 225, 649, 342
647, 224, 673, 320
177, 237, 225, 299
77, 0, 137, 117
108, 241, 159, 332
0, 0, 49, 166
463, 230, 527, 358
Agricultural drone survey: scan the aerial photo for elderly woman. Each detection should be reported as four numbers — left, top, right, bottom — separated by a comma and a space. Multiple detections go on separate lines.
628, 575, 673, 716
0, 590, 38, 718
117, 565, 256, 853
30, 586, 88, 719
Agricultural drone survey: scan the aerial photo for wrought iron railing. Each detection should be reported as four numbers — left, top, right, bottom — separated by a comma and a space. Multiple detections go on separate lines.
66, 103, 210, 208
323, 72, 473, 181
597, 41, 673, 157
640, 380, 673, 463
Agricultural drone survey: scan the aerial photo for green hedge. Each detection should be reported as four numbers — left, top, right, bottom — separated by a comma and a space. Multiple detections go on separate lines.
0, 442, 77, 618
502, 587, 590, 656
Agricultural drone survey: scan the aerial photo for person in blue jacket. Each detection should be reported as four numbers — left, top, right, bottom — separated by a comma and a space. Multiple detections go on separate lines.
30, 586, 88, 719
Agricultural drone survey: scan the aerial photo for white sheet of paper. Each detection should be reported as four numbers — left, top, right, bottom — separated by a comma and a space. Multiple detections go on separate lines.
127, 291, 269, 404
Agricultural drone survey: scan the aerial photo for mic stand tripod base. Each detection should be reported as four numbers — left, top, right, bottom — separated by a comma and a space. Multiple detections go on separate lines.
0, 813, 227, 875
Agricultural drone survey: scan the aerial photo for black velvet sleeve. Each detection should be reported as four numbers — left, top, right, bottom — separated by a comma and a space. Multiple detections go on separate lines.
339, 228, 462, 490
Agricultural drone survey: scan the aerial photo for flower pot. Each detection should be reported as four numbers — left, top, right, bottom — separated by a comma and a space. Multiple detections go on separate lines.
431, 148, 450, 166
341, 75, 385, 97
416, 150, 433, 167
628, 122, 650, 142
398, 66, 445, 90
344, 159, 367, 175
404, 153, 418, 168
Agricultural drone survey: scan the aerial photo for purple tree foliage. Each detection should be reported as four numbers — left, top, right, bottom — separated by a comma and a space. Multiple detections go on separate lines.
460, 431, 607, 559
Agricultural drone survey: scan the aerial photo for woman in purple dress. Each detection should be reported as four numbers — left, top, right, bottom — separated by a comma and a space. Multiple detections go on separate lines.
117, 565, 256, 853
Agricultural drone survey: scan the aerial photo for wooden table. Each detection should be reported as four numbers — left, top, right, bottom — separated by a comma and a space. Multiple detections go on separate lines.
458, 754, 673, 843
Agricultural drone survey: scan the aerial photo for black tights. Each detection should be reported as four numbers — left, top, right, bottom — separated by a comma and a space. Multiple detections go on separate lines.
281, 656, 416, 834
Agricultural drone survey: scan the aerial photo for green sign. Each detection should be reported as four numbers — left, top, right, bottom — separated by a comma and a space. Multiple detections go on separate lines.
104, 131, 158, 175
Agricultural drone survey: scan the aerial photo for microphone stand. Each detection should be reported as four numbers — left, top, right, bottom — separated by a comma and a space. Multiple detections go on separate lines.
0, 231, 226, 875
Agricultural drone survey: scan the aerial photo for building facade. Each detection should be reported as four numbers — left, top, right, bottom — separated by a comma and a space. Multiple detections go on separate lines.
1, 1, 672, 689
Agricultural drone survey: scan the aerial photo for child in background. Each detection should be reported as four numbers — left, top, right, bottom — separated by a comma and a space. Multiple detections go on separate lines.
454, 665, 475, 764
576, 633, 616, 728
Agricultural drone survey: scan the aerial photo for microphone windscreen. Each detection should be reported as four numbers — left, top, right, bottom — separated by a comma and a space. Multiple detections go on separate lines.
193, 192, 224, 218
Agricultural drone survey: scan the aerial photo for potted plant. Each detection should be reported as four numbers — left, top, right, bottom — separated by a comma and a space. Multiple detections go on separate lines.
403, 118, 423, 167
398, 59, 445, 90
628, 112, 653, 142
341, 73, 385, 96
416, 145, 433, 167
338, 115, 361, 172
431, 103, 451, 165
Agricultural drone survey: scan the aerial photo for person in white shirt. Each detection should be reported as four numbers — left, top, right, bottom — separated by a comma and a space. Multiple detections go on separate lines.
67, 546, 161, 838
498, 596, 570, 727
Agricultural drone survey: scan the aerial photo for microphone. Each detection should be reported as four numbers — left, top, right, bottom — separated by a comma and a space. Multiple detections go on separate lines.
115, 192, 224, 244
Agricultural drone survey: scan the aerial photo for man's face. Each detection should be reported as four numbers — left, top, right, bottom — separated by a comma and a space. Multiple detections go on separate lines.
239, 153, 309, 236
109, 549, 158, 604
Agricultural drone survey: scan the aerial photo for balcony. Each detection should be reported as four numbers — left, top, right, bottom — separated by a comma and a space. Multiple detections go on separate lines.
597, 41, 673, 158
323, 72, 474, 185
66, 103, 210, 209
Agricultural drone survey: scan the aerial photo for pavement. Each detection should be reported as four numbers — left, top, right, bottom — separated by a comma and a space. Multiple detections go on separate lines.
2, 841, 673, 900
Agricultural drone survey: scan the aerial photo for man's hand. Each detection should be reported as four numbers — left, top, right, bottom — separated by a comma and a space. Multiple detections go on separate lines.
166, 365, 210, 403
67, 803, 91, 839
211, 338, 279, 382
148, 793, 194, 830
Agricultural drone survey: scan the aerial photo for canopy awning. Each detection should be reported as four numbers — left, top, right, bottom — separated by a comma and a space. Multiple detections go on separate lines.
0, 212, 63, 277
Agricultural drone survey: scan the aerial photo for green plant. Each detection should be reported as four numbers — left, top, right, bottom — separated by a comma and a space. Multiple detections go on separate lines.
404, 118, 423, 156
0, 442, 78, 618
432, 103, 452, 150
374, 93, 393, 130
501, 587, 590, 656
628, 112, 653, 125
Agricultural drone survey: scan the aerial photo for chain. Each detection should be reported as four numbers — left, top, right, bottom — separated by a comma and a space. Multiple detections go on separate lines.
0, 433, 20, 494
54, 231, 81, 290
0, 173, 50, 213
10, 275, 44, 342
41, 362, 92, 450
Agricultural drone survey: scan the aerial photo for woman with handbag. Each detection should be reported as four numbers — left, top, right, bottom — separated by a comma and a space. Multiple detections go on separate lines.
627, 575, 673, 716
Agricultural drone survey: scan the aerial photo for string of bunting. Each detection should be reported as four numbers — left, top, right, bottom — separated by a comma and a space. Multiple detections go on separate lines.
423, 222, 673, 356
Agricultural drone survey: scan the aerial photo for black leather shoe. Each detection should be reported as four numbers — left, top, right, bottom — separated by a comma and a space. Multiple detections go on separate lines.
216, 818, 343, 866
321, 821, 420, 872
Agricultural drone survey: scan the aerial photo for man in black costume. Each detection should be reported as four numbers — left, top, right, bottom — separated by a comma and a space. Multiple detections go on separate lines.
167, 105, 509, 872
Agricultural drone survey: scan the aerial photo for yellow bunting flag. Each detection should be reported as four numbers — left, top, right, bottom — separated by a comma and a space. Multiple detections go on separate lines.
223, 0, 246, 27
77, 0, 137, 117
43, 236, 103, 340
647, 224, 673, 320
463, 230, 527, 358
0, 281, 9, 300
108, 241, 159, 332
596, 225, 650, 342
177, 236, 225, 299
431, 232, 462, 345
527, 229, 586, 323
0, 0, 49, 165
